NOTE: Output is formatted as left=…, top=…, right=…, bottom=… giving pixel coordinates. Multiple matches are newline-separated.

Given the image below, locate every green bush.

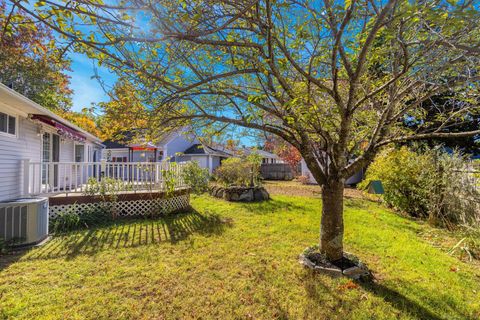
left=84, top=177, right=128, bottom=197
left=50, top=206, right=81, bottom=233
left=214, top=153, right=262, bottom=187
left=50, top=205, right=113, bottom=233
left=360, top=147, right=480, bottom=228
left=162, top=163, right=178, bottom=196
left=359, top=147, right=434, bottom=216
left=181, top=161, right=210, bottom=194
left=84, top=177, right=129, bottom=219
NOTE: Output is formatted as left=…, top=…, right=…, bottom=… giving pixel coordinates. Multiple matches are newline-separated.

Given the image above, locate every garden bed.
left=299, top=247, right=370, bottom=280
left=209, top=185, right=270, bottom=202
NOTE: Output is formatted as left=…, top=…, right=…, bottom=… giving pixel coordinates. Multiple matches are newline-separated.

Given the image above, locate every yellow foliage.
left=96, top=80, right=148, bottom=141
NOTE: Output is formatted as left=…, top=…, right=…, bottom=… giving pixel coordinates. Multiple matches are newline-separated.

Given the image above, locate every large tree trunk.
left=320, top=179, right=345, bottom=261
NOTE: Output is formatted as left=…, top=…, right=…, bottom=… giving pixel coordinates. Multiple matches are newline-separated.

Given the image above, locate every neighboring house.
left=175, top=144, right=283, bottom=173
left=104, top=130, right=234, bottom=173
left=0, top=83, right=104, bottom=202
left=176, top=144, right=233, bottom=173
left=300, top=159, right=364, bottom=186
left=103, top=128, right=197, bottom=163
left=103, top=129, right=285, bottom=173
left=239, top=147, right=284, bottom=164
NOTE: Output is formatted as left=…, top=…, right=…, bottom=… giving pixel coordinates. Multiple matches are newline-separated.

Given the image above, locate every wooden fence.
left=260, top=163, right=297, bottom=180
left=457, top=161, right=480, bottom=192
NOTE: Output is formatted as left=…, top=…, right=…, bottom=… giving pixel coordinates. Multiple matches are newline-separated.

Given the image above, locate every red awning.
left=130, top=146, right=157, bottom=151
left=31, top=114, right=86, bottom=142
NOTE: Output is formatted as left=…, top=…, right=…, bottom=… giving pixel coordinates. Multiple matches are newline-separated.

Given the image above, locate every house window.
left=0, top=112, right=16, bottom=136
left=75, top=144, right=85, bottom=162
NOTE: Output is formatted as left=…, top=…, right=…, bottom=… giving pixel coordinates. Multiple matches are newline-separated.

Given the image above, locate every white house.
left=238, top=147, right=284, bottom=164
left=176, top=143, right=233, bottom=173
left=173, top=144, right=283, bottom=173
left=300, top=159, right=365, bottom=186
left=103, top=127, right=288, bottom=174
left=104, top=130, right=232, bottom=173
left=103, top=129, right=196, bottom=163
left=0, top=83, right=104, bottom=201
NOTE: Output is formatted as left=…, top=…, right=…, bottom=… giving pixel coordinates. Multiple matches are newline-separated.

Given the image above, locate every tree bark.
left=320, top=179, right=345, bottom=261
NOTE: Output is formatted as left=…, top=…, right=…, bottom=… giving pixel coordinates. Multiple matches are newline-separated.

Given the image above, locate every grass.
left=1, top=187, right=480, bottom=319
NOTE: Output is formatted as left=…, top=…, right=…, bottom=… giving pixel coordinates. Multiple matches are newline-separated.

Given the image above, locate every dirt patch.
left=263, top=180, right=365, bottom=199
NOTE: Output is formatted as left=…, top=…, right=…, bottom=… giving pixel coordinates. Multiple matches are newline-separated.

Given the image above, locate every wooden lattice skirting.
left=48, top=189, right=191, bottom=219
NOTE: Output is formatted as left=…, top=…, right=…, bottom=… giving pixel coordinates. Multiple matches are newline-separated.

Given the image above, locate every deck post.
left=22, top=159, right=30, bottom=196
left=101, top=159, right=106, bottom=180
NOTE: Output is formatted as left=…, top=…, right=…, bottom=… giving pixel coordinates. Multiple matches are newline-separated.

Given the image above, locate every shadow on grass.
left=359, top=281, right=443, bottom=320
left=239, top=198, right=309, bottom=214
left=360, top=279, right=475, bottom=320
left=0, top=252, right=23, bottom=272
left=21, top=210, right=232, bottom=261
left=302, top=269, right=472, bottom=320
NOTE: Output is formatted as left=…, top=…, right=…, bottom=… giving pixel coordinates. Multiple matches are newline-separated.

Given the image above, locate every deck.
left=22, top=160, right=188, bottom=197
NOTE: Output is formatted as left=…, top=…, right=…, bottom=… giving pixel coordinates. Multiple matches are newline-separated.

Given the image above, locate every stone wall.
left=209, top=186, right=270, bottom=202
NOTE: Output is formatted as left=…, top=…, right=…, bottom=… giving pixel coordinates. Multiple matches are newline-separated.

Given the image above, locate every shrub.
left=84, top=177, right=127, bottom=219
left=161, top=163, right=180, bottom=196
left=84, top=177, right=127, bottom=197
left=359, top=147, right=434, bottom=217
left=181, top=161, right=210, bottom=194
left=50, top=205, right=113, bottom=233
left=50, top=206, right=81, bottom=233
left=360, top=147, right=480, bottom=228
left=214, top=154, right=262, bottom=187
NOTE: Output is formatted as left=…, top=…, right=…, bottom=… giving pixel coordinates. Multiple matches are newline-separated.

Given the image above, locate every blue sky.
left=66, top=52, right=258, bottom=146
left=66, top=52, right=117, bottom=112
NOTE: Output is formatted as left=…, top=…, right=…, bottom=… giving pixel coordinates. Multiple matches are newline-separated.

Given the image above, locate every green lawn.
left=1, top=192, right=479, bottom=319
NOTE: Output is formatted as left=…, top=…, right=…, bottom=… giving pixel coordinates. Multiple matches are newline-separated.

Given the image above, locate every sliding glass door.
left=42, top=132, right=59, bottom=188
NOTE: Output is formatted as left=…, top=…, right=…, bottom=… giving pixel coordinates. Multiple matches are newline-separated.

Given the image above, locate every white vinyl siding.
left=191, top=156, right=208, bottom=169
left=164, top=134, right=196, bottom=160
left=0, top=117, right=41, bottom=201
left=106, top=149, right=129, bottom=162
left=0, top=112, right=101, bottom=201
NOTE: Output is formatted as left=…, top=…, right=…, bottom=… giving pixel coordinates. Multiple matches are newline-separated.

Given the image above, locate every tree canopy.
left=0, top=0, right=73, bottom=112
left=16, top=0, right=480, bottom=260
left=96, top=79, right=149, bottom=141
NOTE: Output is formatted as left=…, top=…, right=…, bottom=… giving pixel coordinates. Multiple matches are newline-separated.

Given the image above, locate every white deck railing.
left=22, top=160, right=189, bottom=196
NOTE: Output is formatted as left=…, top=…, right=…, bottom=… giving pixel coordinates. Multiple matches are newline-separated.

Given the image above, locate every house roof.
left=103, top=139, right=128, bottom=149
left=183, top=144, right=233, bottom=157
left=0, top=82, right=103, bottom=145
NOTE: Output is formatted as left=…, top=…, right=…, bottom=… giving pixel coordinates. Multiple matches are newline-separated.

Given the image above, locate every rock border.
left=299, top=250, right=370, bottom=280
left=209, top=185, right=270, bottom=202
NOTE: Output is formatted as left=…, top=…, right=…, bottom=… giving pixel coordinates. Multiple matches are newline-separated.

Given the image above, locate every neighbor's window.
left=0, top=112, right=16, bottom=136
left=75, top=144, right=85, bottom=162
